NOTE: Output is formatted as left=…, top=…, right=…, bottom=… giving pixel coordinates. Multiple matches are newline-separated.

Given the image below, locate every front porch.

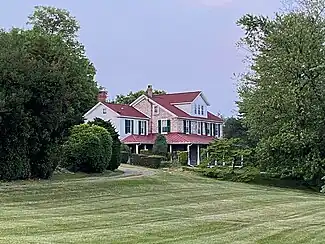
left=129, top=143, right=207, bottom=166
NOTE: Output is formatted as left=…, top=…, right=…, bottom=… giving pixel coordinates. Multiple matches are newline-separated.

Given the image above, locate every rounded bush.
left=62, top=124, right=112, bottom=173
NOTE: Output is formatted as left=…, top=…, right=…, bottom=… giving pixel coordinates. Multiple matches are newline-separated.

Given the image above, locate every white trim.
left=83, top=102, right=120, bottom=118
left=196, top=92, right=210, bottom=106
left=178, top=117, right=222, bottom=123
left=170, top=102, right=191, bottom=105
left=130, top=94, right=147, bottom=107
left=117, top=115, right=149, bottom=120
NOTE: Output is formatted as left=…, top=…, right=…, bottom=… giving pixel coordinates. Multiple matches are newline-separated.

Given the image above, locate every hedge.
left=177, top=151, right=188, bottom=166
left=130, top=154, right=164, bottom=169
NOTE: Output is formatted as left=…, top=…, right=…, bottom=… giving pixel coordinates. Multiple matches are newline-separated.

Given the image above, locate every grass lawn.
left=1, top=167, right=325, bottom=244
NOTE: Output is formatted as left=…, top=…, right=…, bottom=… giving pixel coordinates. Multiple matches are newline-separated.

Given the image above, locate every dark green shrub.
left=88, top=118, right=121, bottom=171
left=197, top=166, right=260, bottom=183
left=120, top=151, right=130, bottom=164
left=177, top=151, right=188, bottom=166
left=130, top=154, right=163, bottom=168
left=62, top=124, right=112, bottom=173
left=153, top=134, right=168, bottom=156
left=160, top=161, right=172, bottom=168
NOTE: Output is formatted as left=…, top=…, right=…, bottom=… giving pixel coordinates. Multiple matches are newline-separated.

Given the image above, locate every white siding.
left=84, top=103, right=120, bottom=133
left=174, top=104, right=191, bottom=114
left=190, top=95, right=208, bottom=118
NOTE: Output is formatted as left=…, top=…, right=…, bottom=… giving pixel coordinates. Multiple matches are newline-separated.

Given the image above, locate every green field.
left=1, top=165, right=325, bottom=244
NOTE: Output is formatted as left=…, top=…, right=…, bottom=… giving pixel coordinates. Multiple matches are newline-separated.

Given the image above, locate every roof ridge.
left=154, top=90, right=201, bottom=96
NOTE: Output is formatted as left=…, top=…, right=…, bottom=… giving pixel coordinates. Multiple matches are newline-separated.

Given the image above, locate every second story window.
left=198, top=105, right=201, bottom=115
left=158, top=119, right=170, bottom=134
left=138, top=121, right=146, bottom=135
left=206, top=122, right=211, bottom=136
left=125, top=119, right=134, bottom=134
left=201, top=105, right=204, bottom=115
left=103, top=108, right=107, bottom=114
left=183, top=120, right=191, bottom=134
left=153, top=105, right=159, bottom=115
left=197, top=122, right=202, bottom=135
left=194, top=104, right=197, bottom=114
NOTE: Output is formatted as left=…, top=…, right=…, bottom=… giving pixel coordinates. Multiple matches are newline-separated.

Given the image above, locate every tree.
left=0, top=7, right=98, bottom=180
left=88, top=118, right=121, bottom=171
left=237, top=0, right=325, bottom=184
left=223, top=117, right=247, bottom=139
left=153, top=134, right=168, bottom=156
left=114, top=90, right=166, bottom=104
left=62, top=124, right=112, bottom=173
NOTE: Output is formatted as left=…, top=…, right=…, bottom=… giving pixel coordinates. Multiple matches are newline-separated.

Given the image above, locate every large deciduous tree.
left=0, top=6, right=98, bottom=180
left=114, top=90, right=166, bottom=104
left=237, top=0, right=325, bottom=184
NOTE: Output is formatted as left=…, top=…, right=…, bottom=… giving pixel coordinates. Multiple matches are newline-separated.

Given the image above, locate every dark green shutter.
left=217, top=124, right=221, bottom=137
left=183, top=120, right=186, bottom=134
left=167, top=120, right=171, bottom=132
left=205, top=123, right=208, bottom=135
left=158, top=120, right=162, bottom=134
left=189, top=121, right=192, bottom=134
left=125, top=120, right=128, bottom=134
left=201, top=122, right=203, bottom=135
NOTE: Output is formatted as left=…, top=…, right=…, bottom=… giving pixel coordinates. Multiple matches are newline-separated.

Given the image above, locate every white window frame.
left=206, top=122, right=211, bottom=136
left=185, top=120, right=190, bottom=134
left=197, top=121, right=201, bottom=135
left=139, top=121, right=146, bottom=135
left=161, top=119, right=169, bottom=134
left=153, top=105, right=159, bottom=115
left=103, top=108, right=107, bottom=114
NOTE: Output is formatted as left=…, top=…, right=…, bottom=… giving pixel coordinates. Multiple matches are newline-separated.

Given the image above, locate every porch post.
left=187, top=144, right=191, bottom=165
left=144, top=145, right=147, bottom=150
left=136, top=144, right=139, bottom=154
left=169, top=144, right=172, bottom=153
left=197, top=145, right=200, bottom=165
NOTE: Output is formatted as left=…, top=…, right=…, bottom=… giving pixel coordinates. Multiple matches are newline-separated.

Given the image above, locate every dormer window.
left=103, top=108, right=107, bottom=114
left=194, top=104, right=197, bottom=114
left=198, top=105, right=201, bottom=115
left=153, top=105, right=159, bottom=115
left=201, top=105, right=204, bottom=115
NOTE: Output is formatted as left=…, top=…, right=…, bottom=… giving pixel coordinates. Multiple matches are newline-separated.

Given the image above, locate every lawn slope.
left=0, top=167, right=325, bottom=244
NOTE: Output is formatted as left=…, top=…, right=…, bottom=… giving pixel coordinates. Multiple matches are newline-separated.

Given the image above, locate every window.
left=158, top=119, right=170, bottom=134
left=125, top=120, right=134, bottom=134
left=216, top=124, right=221, bottom=137
left=201, top=105, right=204, bottom=115
left=194, top=104, right=197, bottom=114
left=138, top=121, right=146, bottom=135
left=153, top=105, right=159, bottom=115
left=102, top=108, right=107, bottom=114
left=205, top=122, right=210, bottom=136
left=197, top=122, right=202, bottom=135
left=183, top=120, right=191, bottom=134
left=198, top=105, right=201, bottom=115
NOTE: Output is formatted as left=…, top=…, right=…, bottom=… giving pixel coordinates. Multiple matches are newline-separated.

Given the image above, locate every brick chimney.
left=146, top=84, right=153, bottom=98
left=97, top=87, right=108, bottom=102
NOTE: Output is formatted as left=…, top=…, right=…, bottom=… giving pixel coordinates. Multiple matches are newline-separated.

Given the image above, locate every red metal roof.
left=122, top=133, right=215, bottom=145
left=151, top=94, right=223, bottom=122
left=153, top=91, right=201, bottom=103
left=104, top=103, right=148, bottom=119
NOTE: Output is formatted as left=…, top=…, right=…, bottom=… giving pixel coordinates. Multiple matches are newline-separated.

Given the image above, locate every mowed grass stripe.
left=1, top=170, right=325, bottom=243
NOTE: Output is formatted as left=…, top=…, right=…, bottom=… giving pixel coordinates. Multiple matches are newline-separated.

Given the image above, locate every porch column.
left=187, top=144, right=191, bottom=165
left=197, top=145, right=200, bottom=165
left=144, top=145, right=147, bottom=150
left=169, top=145, right=173, bottom=162
left=136, top=144, right=139, bottom=154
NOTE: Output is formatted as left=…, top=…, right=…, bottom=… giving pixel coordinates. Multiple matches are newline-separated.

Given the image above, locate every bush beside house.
left=62, top=124, right=112, bottom=173
left=88, top=118, right=121, bottom=171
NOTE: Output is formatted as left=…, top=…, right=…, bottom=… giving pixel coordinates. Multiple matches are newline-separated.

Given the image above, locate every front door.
left=190, top=145, right=198, bottom=166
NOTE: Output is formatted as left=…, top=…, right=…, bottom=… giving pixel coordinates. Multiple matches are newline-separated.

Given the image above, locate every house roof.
left=151, top=94, right=223, bottom=122
left=122, top=133, right=215, bottom=145
left=104, top=103, right=148, bottom=119
left=153, top=91, right=201, bottom=103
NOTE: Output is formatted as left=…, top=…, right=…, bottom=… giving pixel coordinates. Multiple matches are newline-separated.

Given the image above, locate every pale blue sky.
left=1, top=0, right=281, bottom=116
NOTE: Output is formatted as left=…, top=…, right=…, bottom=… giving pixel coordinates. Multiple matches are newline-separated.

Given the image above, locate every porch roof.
left=121, top=133, right=215, bottom=145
